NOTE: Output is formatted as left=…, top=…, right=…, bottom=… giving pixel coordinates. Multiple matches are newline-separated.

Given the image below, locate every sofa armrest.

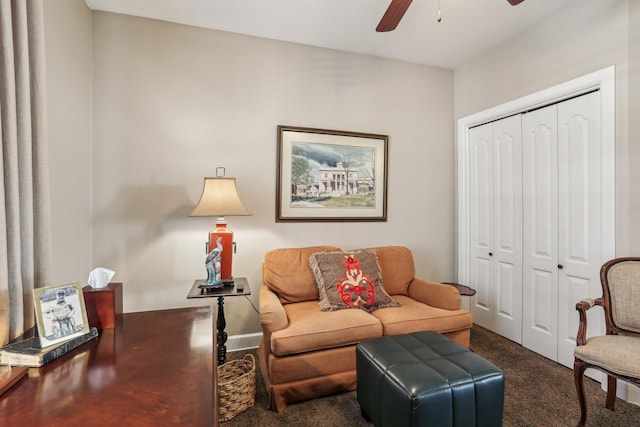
left=407, top=278, right=461, bottom=311
left=259, top=285, right=289, bottom=333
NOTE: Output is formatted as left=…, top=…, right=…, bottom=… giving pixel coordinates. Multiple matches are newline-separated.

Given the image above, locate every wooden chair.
left=574, top=257, right=640, bottom=426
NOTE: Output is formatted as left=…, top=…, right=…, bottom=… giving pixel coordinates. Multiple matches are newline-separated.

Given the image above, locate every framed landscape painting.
left=277, top=125, right=388, bottom=222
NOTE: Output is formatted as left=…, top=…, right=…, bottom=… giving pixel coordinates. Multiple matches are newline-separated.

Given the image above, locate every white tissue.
left=88, top=267, right=116, bottom=289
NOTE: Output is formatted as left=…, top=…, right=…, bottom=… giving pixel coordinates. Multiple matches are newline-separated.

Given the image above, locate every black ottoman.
left=356, top=331, right=504, bottom=427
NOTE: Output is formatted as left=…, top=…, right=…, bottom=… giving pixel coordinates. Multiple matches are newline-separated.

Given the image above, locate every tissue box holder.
left=82, top=282, right=123, bottom=330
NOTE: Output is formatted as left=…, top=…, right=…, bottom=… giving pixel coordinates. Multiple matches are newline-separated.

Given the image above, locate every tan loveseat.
left=258, top=245, right=473, bottom=412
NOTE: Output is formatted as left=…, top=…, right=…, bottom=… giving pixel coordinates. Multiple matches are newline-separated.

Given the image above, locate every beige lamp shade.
left=189, top=177, right=251, bottom=217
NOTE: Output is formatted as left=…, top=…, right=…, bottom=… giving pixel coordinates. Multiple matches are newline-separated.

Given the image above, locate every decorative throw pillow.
left=309, top=249, right=401, bottom=312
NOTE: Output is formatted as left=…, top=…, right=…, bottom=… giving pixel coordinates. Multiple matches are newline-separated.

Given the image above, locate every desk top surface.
left=0, top=306, right=215, bottom=427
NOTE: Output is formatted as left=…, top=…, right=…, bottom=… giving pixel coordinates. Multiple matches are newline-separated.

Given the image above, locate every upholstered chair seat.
left=574, top=335, right=640, bottom=378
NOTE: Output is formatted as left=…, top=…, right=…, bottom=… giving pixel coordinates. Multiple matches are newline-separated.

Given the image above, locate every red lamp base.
left=207, top=219, right=234, bottom=283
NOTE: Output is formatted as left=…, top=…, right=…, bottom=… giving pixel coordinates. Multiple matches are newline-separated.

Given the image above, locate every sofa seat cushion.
left=270, top=301, right=383, bottom=357
left=370, top=295, right=473, bottom=336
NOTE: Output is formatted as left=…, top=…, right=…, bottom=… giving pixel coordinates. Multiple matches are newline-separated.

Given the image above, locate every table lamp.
left=190, top=168, right=251, bottom=287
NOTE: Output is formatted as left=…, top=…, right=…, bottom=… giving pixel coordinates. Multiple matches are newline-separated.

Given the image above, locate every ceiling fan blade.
left=376, top=0, right=413, bottom=32
left=506, top=0, right=525, bottom=5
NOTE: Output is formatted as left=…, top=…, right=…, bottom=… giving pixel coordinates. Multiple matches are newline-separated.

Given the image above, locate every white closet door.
left=491, top=115, right=523, bottom=343
left=522, top=91, right=603, bottom=367
left=556, top=91, right=603, bottom=368
left=459, top=71, right=615, bottom=374
left=469, top=123, right=494, bottom=328
left=469, top=116, right=522, bottom=343
left=522, top=105, right=559, bottom=361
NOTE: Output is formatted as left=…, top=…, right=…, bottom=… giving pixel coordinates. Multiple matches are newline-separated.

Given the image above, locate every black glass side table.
left=187, top=277, right=251, bottom=365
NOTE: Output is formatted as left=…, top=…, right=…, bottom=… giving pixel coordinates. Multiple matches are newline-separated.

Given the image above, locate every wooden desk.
left=0, top=307, right=217, bottom=426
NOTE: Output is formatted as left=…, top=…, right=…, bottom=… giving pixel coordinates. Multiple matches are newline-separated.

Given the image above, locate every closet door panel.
left=527, top=268, right=557, bottom=360
left=473, top=258, right=493, bottom=311
left=469, top=123, right=494, bottom=327
left=522, top=105, right=558, bottom=358
left=492, top=115, right=523, bottom=342
left=469, top=117, right=522, bottom=342
left=556, top=91, right=603, bottom=368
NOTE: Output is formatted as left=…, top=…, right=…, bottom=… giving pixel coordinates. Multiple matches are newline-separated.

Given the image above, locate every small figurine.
left=203, top=237, right=223, bottom=288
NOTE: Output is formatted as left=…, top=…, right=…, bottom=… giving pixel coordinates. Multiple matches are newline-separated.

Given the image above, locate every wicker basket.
left=217, top=353, right=256, bottom=422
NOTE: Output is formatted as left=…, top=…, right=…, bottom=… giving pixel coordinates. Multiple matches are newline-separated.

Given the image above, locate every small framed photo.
left=33, top=282, right=90, bottom=348
left=277, top=125, right=389, bottom=222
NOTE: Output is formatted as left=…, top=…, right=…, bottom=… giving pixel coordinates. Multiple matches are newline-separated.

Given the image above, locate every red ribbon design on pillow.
left=335, top=255, right=377, bottom=308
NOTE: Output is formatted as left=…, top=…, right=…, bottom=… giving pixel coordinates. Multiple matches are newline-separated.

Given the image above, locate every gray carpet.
left=222, top=325, right=640, bottom=426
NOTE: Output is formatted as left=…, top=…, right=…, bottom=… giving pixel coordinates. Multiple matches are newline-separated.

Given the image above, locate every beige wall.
left=629, top=0, right=640, bottom=249
left=43, top=0, right=93, bottom=284
left=88, top=12, right=454, bottom=334
left=454, top=0, right=637, bottom=256
left=43, top=0, right=637, bottom=339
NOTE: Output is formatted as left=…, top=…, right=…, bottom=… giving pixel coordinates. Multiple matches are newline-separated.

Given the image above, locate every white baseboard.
left=596, top=369, right=640, bottom=407
left=227, top=332, right=262, bottom=352
left=626, top=383, right=640, bottom=406
left=605, top=380, right=640, bottom=407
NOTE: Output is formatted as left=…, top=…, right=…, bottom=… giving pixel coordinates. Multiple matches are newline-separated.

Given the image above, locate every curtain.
left=0, top=0, right=51, bottom=346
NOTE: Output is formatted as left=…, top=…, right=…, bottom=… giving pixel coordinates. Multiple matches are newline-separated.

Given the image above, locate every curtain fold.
left=0, top=0, right=51, bottom=346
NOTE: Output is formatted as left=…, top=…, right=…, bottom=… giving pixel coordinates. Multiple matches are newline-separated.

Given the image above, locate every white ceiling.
left=84, top=0, right=582, bottom=69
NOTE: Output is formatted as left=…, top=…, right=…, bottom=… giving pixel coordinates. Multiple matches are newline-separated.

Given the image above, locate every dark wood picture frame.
left=277, top=125, right=388, bottom=222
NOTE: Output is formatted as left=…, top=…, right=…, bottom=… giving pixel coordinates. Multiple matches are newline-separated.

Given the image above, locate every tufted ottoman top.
left=356, top=331, right=504, bottom=426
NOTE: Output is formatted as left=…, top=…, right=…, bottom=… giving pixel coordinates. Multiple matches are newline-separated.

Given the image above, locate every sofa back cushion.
left=263, top=246, right=341, bottom=304
left=366, top=246, right=416, bottom=295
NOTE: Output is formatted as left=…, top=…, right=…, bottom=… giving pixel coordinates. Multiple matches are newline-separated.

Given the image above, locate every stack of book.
left=0, top=327, right=99, bottom=368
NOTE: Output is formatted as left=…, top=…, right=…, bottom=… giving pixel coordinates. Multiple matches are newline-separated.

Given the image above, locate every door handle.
left=558, top=264, right=564, bottom=269
left=488, top=252, right=493, bottom=256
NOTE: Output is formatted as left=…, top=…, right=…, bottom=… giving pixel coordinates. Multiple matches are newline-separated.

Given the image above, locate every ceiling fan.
left=376, top=0, right=525, bottom=32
